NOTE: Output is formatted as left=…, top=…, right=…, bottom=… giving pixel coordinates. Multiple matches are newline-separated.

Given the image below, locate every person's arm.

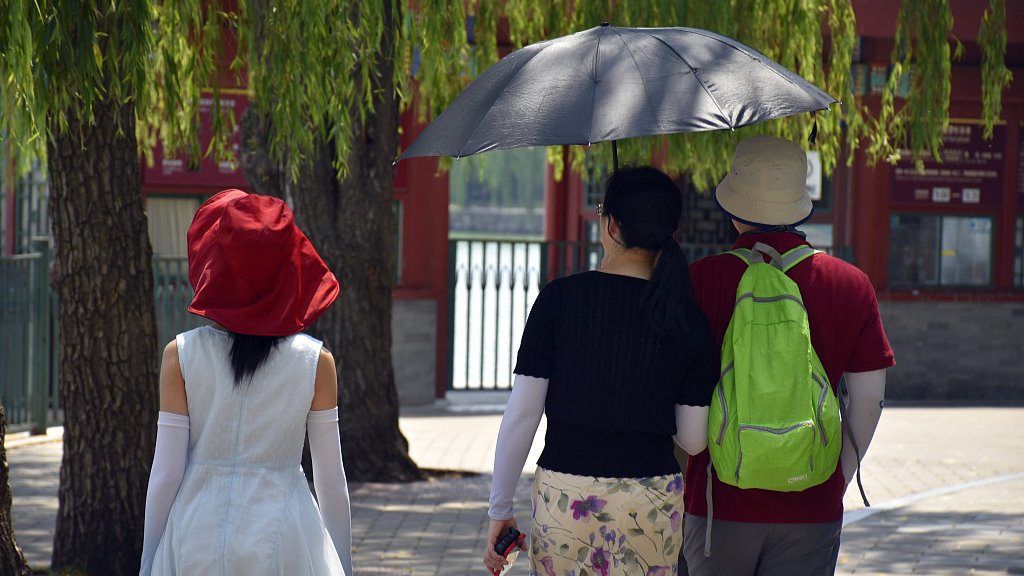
left=140, top=341, right=190, bottom=576
left=308, top=350, right=353, bottom=576
left=483, top=374, right=546, bottom=574
left=840, top=369, right=887, bottom=485
left=673, top=404, right=709, bottom=455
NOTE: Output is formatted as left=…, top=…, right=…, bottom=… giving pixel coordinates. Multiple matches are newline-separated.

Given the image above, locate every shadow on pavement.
left=838, top=509, right=1024, bottom=575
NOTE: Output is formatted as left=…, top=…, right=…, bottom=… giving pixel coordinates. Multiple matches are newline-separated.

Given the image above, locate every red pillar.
left=993, top=109, right=1022, bottom=291
left=544, top=147, right=569, bottom=242
left=850, top=148, right=892, bottom=290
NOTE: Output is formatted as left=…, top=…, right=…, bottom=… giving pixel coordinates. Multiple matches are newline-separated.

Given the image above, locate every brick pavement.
left=836, top=476, right=1024, bottom=575
left=7, top=401, right=1024, bottom=575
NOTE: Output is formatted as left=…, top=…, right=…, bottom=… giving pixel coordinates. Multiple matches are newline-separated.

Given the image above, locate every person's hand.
left=483, top=517, right=524, bottom=574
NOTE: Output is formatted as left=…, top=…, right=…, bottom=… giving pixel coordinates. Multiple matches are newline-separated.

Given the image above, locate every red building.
left=137, top=1, right=1024, bottom=403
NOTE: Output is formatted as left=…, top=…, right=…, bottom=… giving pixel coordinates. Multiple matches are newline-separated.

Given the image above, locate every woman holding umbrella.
left=484, top=166, right=719, bottom=576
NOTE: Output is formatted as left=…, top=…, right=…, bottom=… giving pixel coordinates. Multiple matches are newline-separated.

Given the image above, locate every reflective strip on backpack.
left=752, top=294, right=805, bottom=306
left=714, top=368, right=731, bottom=446
left=814, top=373, right=830, bottom=445
left=781, top=246, right=821, bottom=270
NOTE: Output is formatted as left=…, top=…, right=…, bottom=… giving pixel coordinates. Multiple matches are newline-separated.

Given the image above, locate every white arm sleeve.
left=840, top=369, right=887, bottom=484
left=673, top=404, right=709, bottom=455
left=488, top=374, right=547, bottom=520
left=140, top=411, right=189, bottom=576
left=308, top=407, right=353, bottom=576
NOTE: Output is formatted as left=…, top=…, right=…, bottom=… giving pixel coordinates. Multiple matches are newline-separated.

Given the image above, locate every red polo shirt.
left=684, top=231, right=895, bottom=523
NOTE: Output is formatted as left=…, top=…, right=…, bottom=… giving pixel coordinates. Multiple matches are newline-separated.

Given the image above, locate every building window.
left=888, top=214, right=994, bottom=288
left=146, top=195, right=203, bottom=258
left=1015, top=215, right=1023, bottom=288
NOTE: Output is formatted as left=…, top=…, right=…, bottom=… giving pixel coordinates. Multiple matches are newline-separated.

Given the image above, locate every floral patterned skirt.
left=529, top=467, right=683, bottom=576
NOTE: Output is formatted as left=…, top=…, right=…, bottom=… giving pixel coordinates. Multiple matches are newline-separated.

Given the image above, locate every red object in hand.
left=492, top=527, right=526, bottom=576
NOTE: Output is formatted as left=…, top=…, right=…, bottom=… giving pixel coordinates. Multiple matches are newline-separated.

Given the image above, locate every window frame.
left=887, top=212, right=996, bottom=289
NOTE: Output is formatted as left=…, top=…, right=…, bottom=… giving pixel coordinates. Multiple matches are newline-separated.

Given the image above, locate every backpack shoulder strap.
left=724, top=248, right=751, bottom=263
left=780, top=246, right=823, bottom=272
left=725, top=244, right=824, bottom=273
left=726, top=244, right=780, bottom=268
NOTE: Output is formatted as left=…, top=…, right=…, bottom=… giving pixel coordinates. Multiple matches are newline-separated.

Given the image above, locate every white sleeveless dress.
left=150, top=326, right=346, bottom=576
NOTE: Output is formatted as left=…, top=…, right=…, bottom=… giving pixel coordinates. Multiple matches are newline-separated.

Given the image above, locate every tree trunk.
left=47, top=93, right=159, bottom=575
left=0, top=400, right=33, bottom=576
left=241, top=0, right=421, bottom=482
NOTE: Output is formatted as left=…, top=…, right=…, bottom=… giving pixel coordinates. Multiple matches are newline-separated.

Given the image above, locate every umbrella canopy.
left=397, top=23, right=838, bottom=163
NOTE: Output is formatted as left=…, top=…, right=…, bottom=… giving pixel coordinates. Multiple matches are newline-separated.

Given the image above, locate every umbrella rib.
left=456, top=45, right=551, bottom=157
left=643, top=31, right=736, bottom=131
left=664, top=28, right=837, bottom=108
left=588, top=27, right=608, bottom=147
left=609, top=27, right=666, bottom=136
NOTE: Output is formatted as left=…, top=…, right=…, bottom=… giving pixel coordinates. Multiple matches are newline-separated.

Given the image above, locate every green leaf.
left=557, top=492, right=569, bottom=514
left=594, top=512, right=615, bottom=523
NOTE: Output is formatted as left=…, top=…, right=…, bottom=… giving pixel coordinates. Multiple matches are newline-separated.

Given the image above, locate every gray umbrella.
left=396, top=23, right=838, bottom=167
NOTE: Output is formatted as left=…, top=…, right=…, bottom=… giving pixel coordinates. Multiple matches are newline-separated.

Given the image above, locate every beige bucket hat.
left=715, top=135, right=812, bottom=227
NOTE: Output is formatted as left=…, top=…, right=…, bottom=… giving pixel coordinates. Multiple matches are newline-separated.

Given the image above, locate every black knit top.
left=514, top=271, right=719, bottom=478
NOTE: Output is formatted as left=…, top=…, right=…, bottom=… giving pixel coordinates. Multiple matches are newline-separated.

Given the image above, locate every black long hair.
left=601, top=165, right=699, bottom=335
left=228, top=332, right=284, bottom=387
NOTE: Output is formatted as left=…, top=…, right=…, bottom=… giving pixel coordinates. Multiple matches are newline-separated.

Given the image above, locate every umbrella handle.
left=612, top=140, right=618, bottom=171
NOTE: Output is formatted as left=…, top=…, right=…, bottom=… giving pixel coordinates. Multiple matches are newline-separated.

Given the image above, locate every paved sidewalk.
left=7, top=400, right=1024, bottom=575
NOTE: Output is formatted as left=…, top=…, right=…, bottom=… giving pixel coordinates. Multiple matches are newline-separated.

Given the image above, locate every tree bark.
left=290, top=0, right=420, bottom=482
left=239, top=103, right=285, bottom=198
left=241, top=0, right=421, bottom=482
left=0, top=400, right=33, bottom=576
left=47, top=93, right=159, bottom=574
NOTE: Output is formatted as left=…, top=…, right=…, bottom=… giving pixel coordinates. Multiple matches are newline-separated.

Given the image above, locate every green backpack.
left=707, top=242, right=841, bottom=492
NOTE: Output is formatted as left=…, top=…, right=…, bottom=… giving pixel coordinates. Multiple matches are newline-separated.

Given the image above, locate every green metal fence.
left=1, top=241, right=58, bottom=433
left=0, top=254, right=206, bottom=434
left=154, top=257, right=207, bottom=347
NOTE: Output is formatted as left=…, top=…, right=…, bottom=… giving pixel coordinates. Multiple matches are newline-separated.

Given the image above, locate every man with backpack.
left=681, top=135, right=894, bottom=575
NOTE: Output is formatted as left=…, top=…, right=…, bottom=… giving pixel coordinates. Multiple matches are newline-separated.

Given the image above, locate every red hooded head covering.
left=187, top=190, right=339, bottom=336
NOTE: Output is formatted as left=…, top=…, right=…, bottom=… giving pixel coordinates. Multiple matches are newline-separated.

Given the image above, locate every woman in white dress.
left=140, top=190, right=352, bottom=576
